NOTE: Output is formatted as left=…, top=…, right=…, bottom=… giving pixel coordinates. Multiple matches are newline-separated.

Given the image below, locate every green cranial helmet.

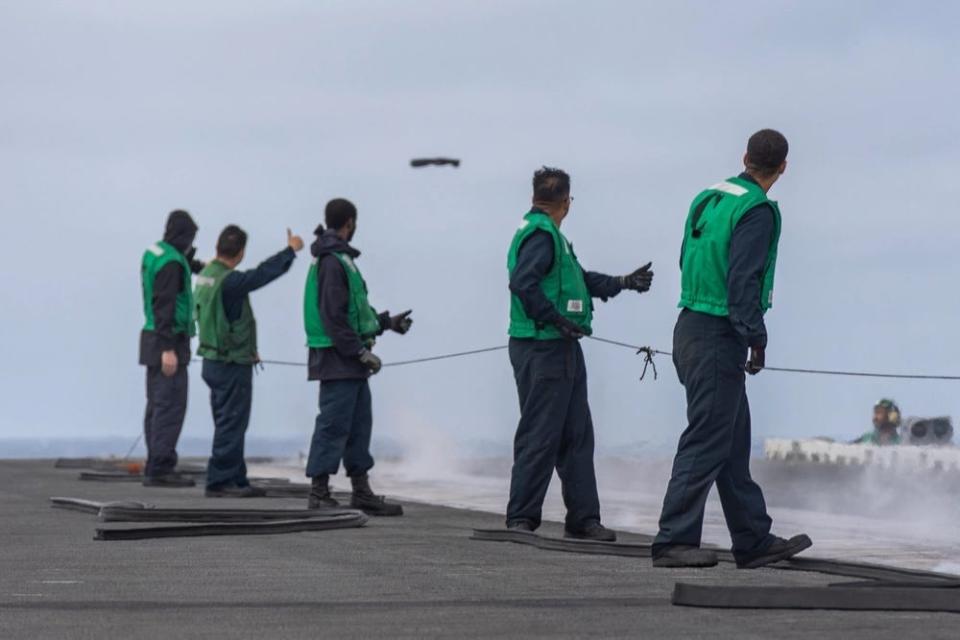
left=874, top=398, right=902, bottom=428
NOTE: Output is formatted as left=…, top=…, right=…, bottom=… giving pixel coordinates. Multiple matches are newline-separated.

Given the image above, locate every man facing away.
left=652, top=129, right=812, bottom=568
left=505, top=166, right=654, bottom=541
left=303, top=198, right=413, bottom=515
left=139, top=209, right=204, bottom=488
left=194, top=225, right=304, bottom=497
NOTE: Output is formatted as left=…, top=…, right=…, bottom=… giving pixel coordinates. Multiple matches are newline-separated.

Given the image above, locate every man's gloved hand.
left=618, top=262, right=654, bottom=292
left=358, top=348, right=383, bottom=374
left=554, top=317, right=585, bottom=340
left=184, top=246, right=205, bottom=273
left=389, top=310, right=413, bottom=334
left=746, top=345, right=765, bottom=375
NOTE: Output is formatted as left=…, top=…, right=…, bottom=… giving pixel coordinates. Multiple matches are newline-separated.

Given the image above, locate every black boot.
left=564, top=522, right=617, bottom=542
left=735, top=534, right=813, bottom=569
left=307, top=474, right=340, bottom=509
left=350, top=474, right=403, bottom=516
left=652, top=545, right=719, bottom=568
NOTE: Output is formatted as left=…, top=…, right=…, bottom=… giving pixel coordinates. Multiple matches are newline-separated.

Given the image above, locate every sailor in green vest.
left=505, top=167, right=654, bottom=541
left=195, top=224, right=303, bottom=497
left=139, top=210, right=204, bottom=487
left=303, top=198, right=413, bottom=516
left=853, top=399, right=903, bottom=445
left=652, top=129, right=811, bottom=569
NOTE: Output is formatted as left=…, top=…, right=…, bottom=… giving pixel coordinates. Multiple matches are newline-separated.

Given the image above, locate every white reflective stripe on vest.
left=148, top=244, right=164, bottom=256
left=708, top=181, right=749, bottom=196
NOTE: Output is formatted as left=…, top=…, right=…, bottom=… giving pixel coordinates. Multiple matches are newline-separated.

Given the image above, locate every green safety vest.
left=859, top=430, right=902, bottom=446
left=507, top=211, right=592, bottom=340
left=679, top=176, right=782, bottom=317
left=141, top=240, right=196, bottom=337
left=194, top=260, right=258, bottom=364
left=304, top=253, right=381, bottom=349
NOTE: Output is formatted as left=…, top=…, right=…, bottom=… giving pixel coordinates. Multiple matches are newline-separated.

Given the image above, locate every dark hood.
left=163, top=210, right=198, bottom=254
left=310, top=225, right=360, bottom=259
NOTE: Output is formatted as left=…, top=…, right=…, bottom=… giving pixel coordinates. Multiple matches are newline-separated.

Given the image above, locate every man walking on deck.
left=195, top=225, right=304, bottom=497
left=139, top=210, right=204, bottom=487
left=303, top=198, right=413, bottom=516
left=505, top=166, right=654, bottom=541
left=652, top=129, right=812, bottom=568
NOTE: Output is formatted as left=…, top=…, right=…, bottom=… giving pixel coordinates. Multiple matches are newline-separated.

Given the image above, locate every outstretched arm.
left=222, top=247, right=297, bottom=297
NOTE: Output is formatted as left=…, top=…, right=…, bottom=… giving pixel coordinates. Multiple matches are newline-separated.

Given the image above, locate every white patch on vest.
left=148, top=244, right=164, bottom=256
left=341, top=256, right=359, bottom=272
left=567, top=299, right=584, bottom=313
left=195, top=275, right=216, bottom=287
left=709, top=181, right=748, bottom=197
left=518, top=220, right=530, bottom=230
left=768, top=289, right=774, bottom=306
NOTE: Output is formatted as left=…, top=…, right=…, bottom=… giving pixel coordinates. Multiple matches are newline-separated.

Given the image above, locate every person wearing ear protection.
left=855, top=399, right=903, bottom=445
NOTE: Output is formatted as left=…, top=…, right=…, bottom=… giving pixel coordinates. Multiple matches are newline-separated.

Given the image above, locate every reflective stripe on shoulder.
left=709, top=181, right=748, bottom=196
left=518, top=219, right=530, bottom=230
left=195, top=275, right=216, bottom=287
left=148, top=244, right=164, bottom=256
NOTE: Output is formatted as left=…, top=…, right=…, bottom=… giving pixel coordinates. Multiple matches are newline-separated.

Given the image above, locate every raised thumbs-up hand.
left=287, top=228, right=304, bottom=252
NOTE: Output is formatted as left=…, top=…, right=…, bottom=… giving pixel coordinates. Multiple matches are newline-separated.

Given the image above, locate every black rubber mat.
left=471, top=528, right=650, bottom=557
left=777, top=556, right=959, bottom=584
left=672, top=583, right=960, bottom=613
left=50, top=497, right=147, bottom=514
left=99, top=505, right=361, bottom=523
left=78, top=471, right=143, bottom=482
left=471, top=528, right=958, bottom=585
left=95, top=513, right=368, bottom=540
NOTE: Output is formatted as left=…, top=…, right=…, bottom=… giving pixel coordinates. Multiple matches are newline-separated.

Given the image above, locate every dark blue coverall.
left=506, top=229, right=622, bottom=531
left=652, top=172, right=777, bottom=559
left=203, top=247, right=296, bottom=490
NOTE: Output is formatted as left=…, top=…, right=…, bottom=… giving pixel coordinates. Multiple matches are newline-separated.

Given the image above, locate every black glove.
left=619, top=262, right=654, bottom=292
left=746, top=345, right=765, bottom=375
left=389, top=310, right=413, bottom=335
left=185, top=246, right=205, bottom=273
left=358, top=348, right=382, bottom=374
left=554, top=316, right=585, bottom=340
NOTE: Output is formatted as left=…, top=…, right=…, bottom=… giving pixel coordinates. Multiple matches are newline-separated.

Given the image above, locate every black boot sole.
left=736, top=535, right=813, bottom=569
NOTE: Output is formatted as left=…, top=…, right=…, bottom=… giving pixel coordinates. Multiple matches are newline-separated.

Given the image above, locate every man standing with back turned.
left=652, top=129, right=812, bottom=568
left=194, top=225, right=304, bottom=497
left=506, top=167, right=654, bottom=541
left=139, top=210, right=204, bottom=488
left=303, top=198, right=413, bottom=516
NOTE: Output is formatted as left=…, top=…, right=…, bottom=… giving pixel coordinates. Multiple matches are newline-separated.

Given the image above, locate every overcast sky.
left=2, top=1, right=959, bottom=457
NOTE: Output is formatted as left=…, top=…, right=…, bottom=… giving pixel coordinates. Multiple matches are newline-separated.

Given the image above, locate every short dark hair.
left=746, top=129, right=789, bottom=176
left=325, top=198, right=358, bottom=231
left=216, top=224, right=247, bottom=258
left=532, top=166, right=571, bottom=203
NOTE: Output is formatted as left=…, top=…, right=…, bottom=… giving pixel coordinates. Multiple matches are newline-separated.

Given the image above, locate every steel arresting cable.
left=192, top=335, right=960, bottom=381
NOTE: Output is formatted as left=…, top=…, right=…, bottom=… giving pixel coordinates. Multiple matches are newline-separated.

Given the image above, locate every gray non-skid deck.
left=0, top=460, right=956, bottom=639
